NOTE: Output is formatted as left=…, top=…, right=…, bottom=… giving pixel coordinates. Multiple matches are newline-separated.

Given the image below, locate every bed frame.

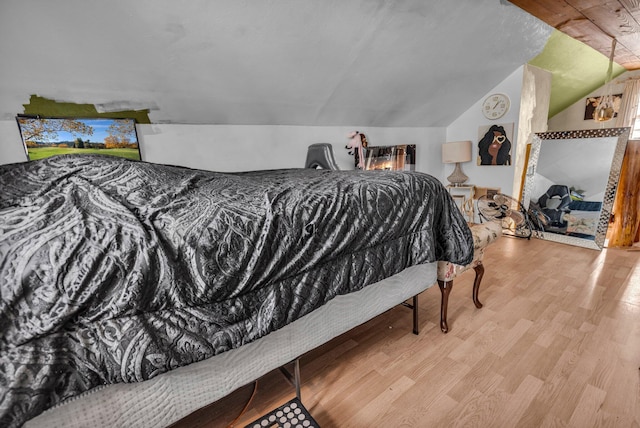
left=25, top=263, right=436, bottom=428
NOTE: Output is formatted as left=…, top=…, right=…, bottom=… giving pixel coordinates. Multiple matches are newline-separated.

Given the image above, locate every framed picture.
left=16, top=116, right=142, bottom=161
left=363, top=144, right=416, bottom=171
left=477, top=123, right=514, bottom=166
left=584, top=93, right=622, bottom=120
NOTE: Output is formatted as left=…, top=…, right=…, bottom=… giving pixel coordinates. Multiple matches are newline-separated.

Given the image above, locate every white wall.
left=2, top=68, right=537, bottom=180
left=548, top=69, right=640, bottom=131
left=445, top=66, right=526, bottom=196
left=139, top=124, right=445, bottom=174
left=0, top=121, right=26, bottom=165
left=0, top=120, right=446, bottom=176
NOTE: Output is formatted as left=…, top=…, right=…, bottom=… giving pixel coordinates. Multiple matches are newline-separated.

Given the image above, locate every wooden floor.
left=171, top=237, right=640, bottom=428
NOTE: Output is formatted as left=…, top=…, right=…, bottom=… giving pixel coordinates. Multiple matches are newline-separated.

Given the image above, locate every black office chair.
left=537, top=184, right=572, bottom=233
left=305, top=143, right=340, bottom=170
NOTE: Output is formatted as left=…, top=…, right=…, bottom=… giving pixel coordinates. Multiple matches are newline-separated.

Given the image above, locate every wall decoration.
left=477, top=123, right=514, bottom=166
left=584, top=93, right=622, bottom=120
left=364, top=144, right=416, bottom=171
left=345, top=131, right=368, bottom=169
left=16, top=116, right=142, bottom=161
left=481, top=93, right=510, bottom=120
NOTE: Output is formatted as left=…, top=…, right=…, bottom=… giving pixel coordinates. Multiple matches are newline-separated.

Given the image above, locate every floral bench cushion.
left=437, top=221, right=501, bottom=282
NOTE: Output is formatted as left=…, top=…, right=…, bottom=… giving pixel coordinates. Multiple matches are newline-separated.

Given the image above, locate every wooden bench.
left=437, top=221, right=502, bottom=333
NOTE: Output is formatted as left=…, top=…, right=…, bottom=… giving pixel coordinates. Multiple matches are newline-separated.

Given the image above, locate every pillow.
left=545, top=196, right=562, bottom=210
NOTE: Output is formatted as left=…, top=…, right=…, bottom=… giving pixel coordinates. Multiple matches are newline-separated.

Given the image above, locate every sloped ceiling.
left=0, top=0, right=552, bottom=127
left=510, top=0, right=640, bottom=70
left=507, top=0, right=637, bottom=120
left=529, top=30, right=627, bottom=118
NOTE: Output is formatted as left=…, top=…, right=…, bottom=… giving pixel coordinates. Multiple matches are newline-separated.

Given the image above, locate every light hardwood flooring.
left=171, top=236, right=640, bottom=428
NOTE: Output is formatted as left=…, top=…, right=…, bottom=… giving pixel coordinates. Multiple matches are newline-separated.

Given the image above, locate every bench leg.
left=437, top=279, right=452, bottom=333
left=472, top=262, right=484, bottom=309
left=438, top=263, right=486, bottom=334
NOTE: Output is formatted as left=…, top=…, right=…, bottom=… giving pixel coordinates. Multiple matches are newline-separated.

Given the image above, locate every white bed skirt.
left=26, top=262, right=437, bottom=428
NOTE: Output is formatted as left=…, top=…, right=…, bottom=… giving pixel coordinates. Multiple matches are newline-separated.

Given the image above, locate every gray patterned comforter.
left=0, top=155, right=473, bottom=427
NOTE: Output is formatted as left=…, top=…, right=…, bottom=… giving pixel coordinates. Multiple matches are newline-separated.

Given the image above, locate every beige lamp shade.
left=442, top=140, right=472, bottom=186
left=442, top=140, right=472, bottom=163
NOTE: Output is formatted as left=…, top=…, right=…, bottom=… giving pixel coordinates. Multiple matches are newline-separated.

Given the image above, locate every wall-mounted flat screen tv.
left=16, top=116, right=142, bottom=161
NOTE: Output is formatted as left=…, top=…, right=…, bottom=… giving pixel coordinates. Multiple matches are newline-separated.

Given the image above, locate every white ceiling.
left=0, top=0, right=552, bottom=127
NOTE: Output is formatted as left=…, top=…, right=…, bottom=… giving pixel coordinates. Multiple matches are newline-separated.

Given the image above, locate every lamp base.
left=447, top=162, right=468, bottom=186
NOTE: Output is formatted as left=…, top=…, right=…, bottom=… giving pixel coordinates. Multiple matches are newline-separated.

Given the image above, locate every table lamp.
left=442, top=140, right=472, bottom=186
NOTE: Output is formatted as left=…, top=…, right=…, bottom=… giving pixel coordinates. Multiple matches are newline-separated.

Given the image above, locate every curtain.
left=615, top=79, right=640, bottom=128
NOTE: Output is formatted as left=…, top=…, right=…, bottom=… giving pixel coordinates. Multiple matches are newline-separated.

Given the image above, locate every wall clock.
left=482, top=93, right=510, bottom=120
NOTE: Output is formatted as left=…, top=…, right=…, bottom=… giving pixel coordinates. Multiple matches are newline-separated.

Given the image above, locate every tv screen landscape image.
left=16, top=116, right=142, bottom=161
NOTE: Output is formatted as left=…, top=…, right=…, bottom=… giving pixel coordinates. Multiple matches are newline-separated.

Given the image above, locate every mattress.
left=24, top=262, right=437, bottom=428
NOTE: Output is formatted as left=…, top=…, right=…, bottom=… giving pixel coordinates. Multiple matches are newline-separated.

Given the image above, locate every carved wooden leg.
left=438, top=279, right=452, bottom=333
left=472, top=262, right=484, bottom=309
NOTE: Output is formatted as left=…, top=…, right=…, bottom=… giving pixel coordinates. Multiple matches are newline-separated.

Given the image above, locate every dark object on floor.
left=537, top=184, right=572, bottom=233
left=244, top=397, right=319, bottom=428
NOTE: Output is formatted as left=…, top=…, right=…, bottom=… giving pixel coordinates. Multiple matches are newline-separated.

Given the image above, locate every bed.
left=0, top=154, right=473, bottom=428
left=565, top=200, right=603, bottom=239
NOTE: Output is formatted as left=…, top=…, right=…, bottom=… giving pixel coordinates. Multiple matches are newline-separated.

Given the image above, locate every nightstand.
left=447, top=184, right=475, bottom=222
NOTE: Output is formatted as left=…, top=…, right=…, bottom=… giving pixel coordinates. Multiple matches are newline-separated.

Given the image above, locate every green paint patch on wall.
left=529, top=30, right=626, bottom=119
left=22, top=95, right=151, bottom=123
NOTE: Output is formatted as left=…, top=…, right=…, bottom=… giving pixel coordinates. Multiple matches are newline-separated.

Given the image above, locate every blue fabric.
left=568, top=200, right=602, bottom=212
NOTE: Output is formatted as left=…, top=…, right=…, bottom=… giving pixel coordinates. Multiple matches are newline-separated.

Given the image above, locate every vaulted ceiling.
left=0, top=0, right=555, bottom=127
left=1, top=1, right=629, bottom=128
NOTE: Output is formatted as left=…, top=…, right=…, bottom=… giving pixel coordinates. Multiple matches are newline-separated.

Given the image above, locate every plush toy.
left=346, top=131, right=369, bottom=169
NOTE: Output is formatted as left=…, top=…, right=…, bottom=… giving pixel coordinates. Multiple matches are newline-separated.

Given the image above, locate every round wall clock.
left=482, top=93, right=510, bottom=120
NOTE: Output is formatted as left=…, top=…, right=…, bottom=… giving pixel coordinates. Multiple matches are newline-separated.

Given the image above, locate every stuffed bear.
left=346, top=131, right=369, bottom=169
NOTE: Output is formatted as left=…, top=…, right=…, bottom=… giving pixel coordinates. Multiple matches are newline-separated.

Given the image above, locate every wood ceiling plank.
left=580, top=2, right=640, bottom=39
left=508, top=0, right=582, bottom=27
left=565, top=0, right=607, bottom=10
left=619, top=0, right=640, bottom=13
left=559, top=18, right=615, bottom=48
left=622, top=8, right=640, bottom=24
left=614, top=44, right=640, bottom=60
left=615, top=33, right=640, bottom=67
left=617, top=59, right=640, bottom=68
left=612, top=53, right=640, bottom=69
